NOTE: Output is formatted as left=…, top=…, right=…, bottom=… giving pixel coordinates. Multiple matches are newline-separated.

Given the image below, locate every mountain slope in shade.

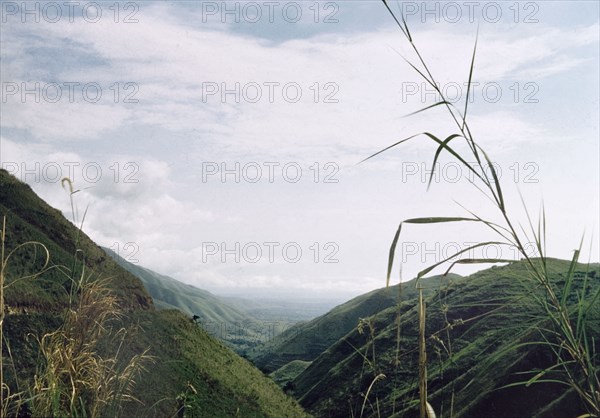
left=289, top=259, right=600, bottom=418
left=0, top=169, right=309, bottom=417
left=249, top=274, right=460, bottom=373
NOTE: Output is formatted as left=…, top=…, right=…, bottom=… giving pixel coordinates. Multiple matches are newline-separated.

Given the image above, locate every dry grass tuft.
left=32, top=276, right=153, bottom=418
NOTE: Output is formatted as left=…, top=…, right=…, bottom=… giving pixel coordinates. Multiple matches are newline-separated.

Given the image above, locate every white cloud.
left=4, top=11, right=596, bottom=152
left=1, top=4, right=598, bottom=298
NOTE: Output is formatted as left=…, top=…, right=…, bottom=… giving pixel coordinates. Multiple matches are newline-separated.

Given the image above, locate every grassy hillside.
left=119, top=309, right=310, bottom=417
left=102, top=246, right=250, bottom=324
left=0, top=170, right=153, bottom=312
left=250, top=274, right=459, bottom=373
left=288, top=260, right=600, bottom=417
left=270, top=360, right=312, bottom=388
left=0, top=169, right=309, bottom=417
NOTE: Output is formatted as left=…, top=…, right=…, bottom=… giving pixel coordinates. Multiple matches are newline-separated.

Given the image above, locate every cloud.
left=3, top=8, right=596, bottom=155
left=0, top=136, right=214, bottom=250
left=1, top=100, right=133, bottom=141
left=2, top=4, right=598, bottom=297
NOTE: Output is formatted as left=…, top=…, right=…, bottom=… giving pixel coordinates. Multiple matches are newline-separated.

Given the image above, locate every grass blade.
left=387, top=223, right=404, bottom=286
left=381, top=0, right=408, bottom=39
left=475, top=144, right=504, bottom=210
left=443, top=258, right=515, bottom=276
left=561, top=248, right=581, bottom=307
left=404, top=217, right=479, bottom=224
left=424, top=133, right=487, bottom=185
left=404, top=101, right=452, bottom=118
left=386, top=217, right=480, bottom=285
left=359, top=134, right=420, bottom=165
left=416, top=241, right=508, bottom=279
left=428, top=134, right=463, bottom=190
left=462, top=28, right=478, bottom=133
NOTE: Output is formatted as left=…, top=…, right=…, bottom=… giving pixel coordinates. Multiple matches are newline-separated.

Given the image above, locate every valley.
left=1, top=167, right=599, bottom=417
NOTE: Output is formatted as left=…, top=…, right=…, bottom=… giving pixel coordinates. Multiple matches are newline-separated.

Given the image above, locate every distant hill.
left=275, top=259, right=600, bottom=417
left=249, top=274, right=460, bottom=373
left=222, top=295, right=336, bottom=322
left=102, top=247, right=249, bottom=323
left=0, top=169, right=309, bottom=417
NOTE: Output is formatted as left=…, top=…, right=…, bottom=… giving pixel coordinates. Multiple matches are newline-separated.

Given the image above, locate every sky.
left=1, top=0, right=599, bottom=302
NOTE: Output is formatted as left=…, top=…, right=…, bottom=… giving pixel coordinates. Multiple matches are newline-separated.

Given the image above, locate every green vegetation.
left=30, top=277, right=153, bottom=417
left=118, top=309, right=311, bottom=417
left=250, top=275, right=458, bottom=373
left=0, top=171, right=153, bottom=312
left=223, top=296, right=334, bottom=323
left=0, top=169, right=309, bottom=417
left=269, top=260, right=599, bottom=417
left=270, top=360, right=312, bottom=388
left=248, top=10, right=600, bottom=414
left=103, top=247, right=270, bottom=353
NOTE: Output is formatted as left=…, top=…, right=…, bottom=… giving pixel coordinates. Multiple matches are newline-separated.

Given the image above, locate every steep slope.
left=119, top=309, right=310, bottom=417
left=290, top=260, right=600, bottom=417
left=102, top=246, right=251, bottom=323
left=0, top=169, right=308, bottom=417
left=250, top=274, right=459, bottom=373
left=270, top=360, right=312, bottom=387
left=0, top=170, right=153, bottom=312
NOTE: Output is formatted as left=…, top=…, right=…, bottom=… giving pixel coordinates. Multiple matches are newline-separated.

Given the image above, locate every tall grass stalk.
left=418, top=287, right=427, bottom=418
left=363, top=1, right=600, bottom=416
left=1, top=216, right=51, bottom=416
left=360, top=373, right=385, bottom=418
left=1, top=216, right=5, bottom=412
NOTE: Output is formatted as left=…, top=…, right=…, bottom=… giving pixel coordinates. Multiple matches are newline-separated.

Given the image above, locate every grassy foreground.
left=286, top=260, right=599, bottom=417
